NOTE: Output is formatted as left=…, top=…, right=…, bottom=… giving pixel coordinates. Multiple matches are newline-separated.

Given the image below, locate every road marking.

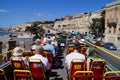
left=86, top=41, right=120, bottom=60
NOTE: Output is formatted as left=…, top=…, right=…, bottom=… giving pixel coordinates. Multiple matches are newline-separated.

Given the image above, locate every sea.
left=0, top=32, right=10, bottom=36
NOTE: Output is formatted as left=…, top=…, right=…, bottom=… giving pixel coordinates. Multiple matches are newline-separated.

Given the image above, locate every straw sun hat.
left=13, top=47, right=23, bottom=56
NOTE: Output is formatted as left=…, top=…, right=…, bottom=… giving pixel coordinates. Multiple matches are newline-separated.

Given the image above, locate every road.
left=49, top=40, right=120, bottom=80
left=87, top=41, right=120, bottom=70
left=50, top=47, right=67, bottom=80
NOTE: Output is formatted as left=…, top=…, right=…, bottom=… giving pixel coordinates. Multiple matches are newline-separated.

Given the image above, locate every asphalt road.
left=50, top=47, right=67, bottom=80
left=87, top=41, right=120, bottom=71
left=50, top=41, right=120, bottom=80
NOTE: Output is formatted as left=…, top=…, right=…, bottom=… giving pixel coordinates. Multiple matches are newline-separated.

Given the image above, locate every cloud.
left=0, top=9, right=8, bottom=12
left=34, top=13, right=42, bottom=17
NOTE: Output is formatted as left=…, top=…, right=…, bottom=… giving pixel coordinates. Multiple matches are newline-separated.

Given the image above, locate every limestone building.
left=11, top=23, right=32, bottom=32
left=105, top=0, right=120, bottom=47
left=54, top=10, right=102, bottom=34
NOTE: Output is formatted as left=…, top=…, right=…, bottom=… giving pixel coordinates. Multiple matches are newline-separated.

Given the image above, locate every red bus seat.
left=31, top=49, right=36, bottom=55
left=73, top=71, right=94, bottom=80
left=90, top=60, right=106, bottom=80
left=80, top=47, right=87, bottom=56
left=11, top=57, right=27, bottom=70
left=23, top=51, right=32, bottom=59
left=14, top=70, right=33, bottom=80
left=0, top=69, right=7, bottom=80
left=28, top=58, right=46, bottom=80
left=43, top=50, right=53, bottom=67
left=80, top=44, right=87, bottom=48
left=69, top=58, right=86, bottom=80
left=67, top=45, right=74, bottom=55
left=103, top=71, right=120, bottom=80
left=43, top=50, right=52, bottom=63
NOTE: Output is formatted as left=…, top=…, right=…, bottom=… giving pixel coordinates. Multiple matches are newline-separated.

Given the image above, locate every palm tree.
left=25, top=22, right=45, bottom=39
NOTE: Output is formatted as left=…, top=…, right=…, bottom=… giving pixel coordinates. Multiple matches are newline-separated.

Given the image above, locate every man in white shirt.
left=29, top=45, right=50, bottom=72
left=65, top=45, right=85, bottom=73
left=65, top=43, right=91, bottom=74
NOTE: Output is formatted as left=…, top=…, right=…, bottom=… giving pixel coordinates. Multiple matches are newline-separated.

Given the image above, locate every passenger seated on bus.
left=29, top=45, right=51, bottom=72
left=12, top=47, right=29, bottom=69
left=41, top=41, right=46, bottom=46
left=65, top=45, right=85, bottom=74
left=73, top=36, right=80, bottom=44
left=65, top=44, right=91, bottom=73
left=66, top=36, right=73, bottom=44
left=86, top=46, right=102, bottom=70
left=51, top=41, right=58, bottom=57
left=31, top=38, right=41, bottom=50
left=43, top=39, right=55, bottom=58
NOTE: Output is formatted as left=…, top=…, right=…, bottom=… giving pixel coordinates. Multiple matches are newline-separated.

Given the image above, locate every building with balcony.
left=105, top=0, right=120, bottom=47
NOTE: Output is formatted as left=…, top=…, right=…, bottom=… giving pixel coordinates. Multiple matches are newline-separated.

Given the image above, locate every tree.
left=88, top=10, right=105, bottom=38
left=25, top=22, right=45, bottom=39
left=100, top=10, right=105, bottom=37
left=89, top=18, right=102, bottom=36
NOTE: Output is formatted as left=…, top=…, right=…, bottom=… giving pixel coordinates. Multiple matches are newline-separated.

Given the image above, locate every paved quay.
left=0, top=34, right=34, bottom=52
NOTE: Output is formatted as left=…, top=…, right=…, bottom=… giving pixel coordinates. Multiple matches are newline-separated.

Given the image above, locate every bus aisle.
left=50, top=47, right=67, bottom=80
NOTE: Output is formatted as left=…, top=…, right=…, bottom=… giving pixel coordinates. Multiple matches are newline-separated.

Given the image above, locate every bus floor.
left=50, top=50, right=67, bottom=80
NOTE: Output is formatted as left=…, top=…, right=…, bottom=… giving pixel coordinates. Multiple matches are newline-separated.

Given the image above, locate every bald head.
left=35, top=45, right=43, bottom=54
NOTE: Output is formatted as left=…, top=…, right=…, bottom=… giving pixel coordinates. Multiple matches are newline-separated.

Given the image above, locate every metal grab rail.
left=0, top=50, right=12, bottom=56
left=0, top=50, right=13, bottom=66
left=103, top=71, right=120, bottom=80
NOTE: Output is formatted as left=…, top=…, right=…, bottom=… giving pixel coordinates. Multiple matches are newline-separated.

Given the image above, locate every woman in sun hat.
left=12, top=47, right=29, bottom=69
left=12, top=47, right=24, bottom=56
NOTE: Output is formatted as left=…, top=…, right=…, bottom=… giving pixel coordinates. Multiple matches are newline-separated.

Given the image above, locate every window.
left=118, top=37, right=120, bottom=41
left=113, top=28, right=116, bottom=33
left=109, top=10, right=112, bottom=19
left=114, top=7, right=117, bottom=19
left=109, top=30, right=111, bottom=33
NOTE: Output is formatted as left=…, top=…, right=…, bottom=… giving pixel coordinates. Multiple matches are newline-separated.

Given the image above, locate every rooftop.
left=106, top=0, right=120, bottom=7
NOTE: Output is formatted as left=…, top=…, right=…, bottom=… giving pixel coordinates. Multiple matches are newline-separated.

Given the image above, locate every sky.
left=0, top=0, right=115, bottom=28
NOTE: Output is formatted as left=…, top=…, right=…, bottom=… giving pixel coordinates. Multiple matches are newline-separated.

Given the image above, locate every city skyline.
left=0, top=0, right=114, bottom=28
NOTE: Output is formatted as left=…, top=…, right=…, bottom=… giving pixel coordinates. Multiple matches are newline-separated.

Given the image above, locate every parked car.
left=95, top=41, right=104, bottom=47
left=104, top=43, right=117, bottom=50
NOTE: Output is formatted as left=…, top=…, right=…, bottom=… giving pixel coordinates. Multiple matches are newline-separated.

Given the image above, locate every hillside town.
left=3, top=0, right=118, bottom=48
left=0, top=0, right=120, bottom=80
